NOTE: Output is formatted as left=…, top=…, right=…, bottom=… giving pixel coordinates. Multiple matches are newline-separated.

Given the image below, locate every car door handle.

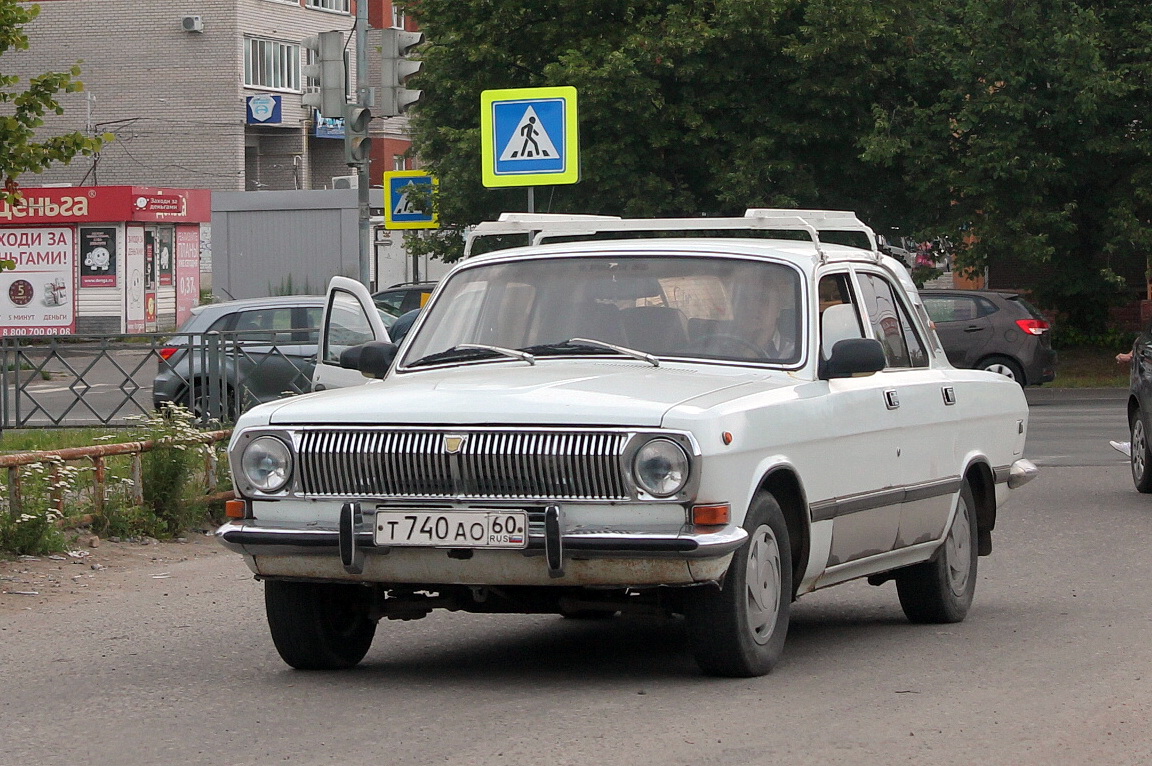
left=884, top=389, right=900, bottom=410
left=963, top=326, right=984, bottom=333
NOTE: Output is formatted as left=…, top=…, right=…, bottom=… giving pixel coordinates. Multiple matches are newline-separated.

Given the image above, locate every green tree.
left=402, top=0, right=1152, bottom=332
left=403, top=0, right=919, bottom=262
left=863, top=0, right=1152, bottom=330
left=0, top=0, right=108, bottom=204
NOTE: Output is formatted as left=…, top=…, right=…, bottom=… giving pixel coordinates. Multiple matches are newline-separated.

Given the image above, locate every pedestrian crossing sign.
left=383, top=170, right=439, bottom=230
left=481, top=86, right=579, bottom=188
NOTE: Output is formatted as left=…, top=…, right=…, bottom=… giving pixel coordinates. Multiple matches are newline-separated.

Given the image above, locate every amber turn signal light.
left=692, top=503, right=730, bottom=526
left=225, top=499, right=248, bottom=519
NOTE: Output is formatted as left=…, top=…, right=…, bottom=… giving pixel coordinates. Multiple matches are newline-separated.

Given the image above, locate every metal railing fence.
left=0, top=330, right=316, bottom=429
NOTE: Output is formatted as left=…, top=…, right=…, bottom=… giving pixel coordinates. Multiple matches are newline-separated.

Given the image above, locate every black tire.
left=264, top=580, right=377, bottom=670
left=1131, top=407, right=1152, bottom=493
left=685, top=492, right=792, bottom=678
left=186, top=381, right=236, bottom=422
left=978, top=355, right=1026, bottom=386
left=895, top=481, right=978, bottom=624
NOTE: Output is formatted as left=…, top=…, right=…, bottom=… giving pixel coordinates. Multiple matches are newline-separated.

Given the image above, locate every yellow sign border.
left=480, top=86, right=579, bottom=188
left=383, top=170, right=439, bottom=230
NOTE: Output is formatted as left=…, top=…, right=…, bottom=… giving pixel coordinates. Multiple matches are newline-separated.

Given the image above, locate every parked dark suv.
left=920, top=289, right=1056, bottom=385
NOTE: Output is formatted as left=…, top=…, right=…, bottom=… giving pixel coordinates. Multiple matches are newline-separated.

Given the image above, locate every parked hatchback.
left=920, top=289, right=1056, bottom=385
left=152, top=295, right=328, bottom=419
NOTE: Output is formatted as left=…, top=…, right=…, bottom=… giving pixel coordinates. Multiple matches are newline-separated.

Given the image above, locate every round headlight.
left=633, top=438, right=690, bottom=497
left=241, top=436, right=293, bottom=493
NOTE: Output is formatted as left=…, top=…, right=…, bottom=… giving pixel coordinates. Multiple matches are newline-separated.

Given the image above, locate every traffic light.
left=380, top=27, right=425, bottom=117
left=301, top=30, right=346, bottom=119
left=343, top=104, right=372, bottom=166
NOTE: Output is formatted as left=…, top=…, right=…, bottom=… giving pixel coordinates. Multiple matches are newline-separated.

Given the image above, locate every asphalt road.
left=2, top=388, right=1151, bottom=766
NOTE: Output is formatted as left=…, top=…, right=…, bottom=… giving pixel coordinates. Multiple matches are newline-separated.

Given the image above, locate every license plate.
left=374, top=510, right=529, bottom=548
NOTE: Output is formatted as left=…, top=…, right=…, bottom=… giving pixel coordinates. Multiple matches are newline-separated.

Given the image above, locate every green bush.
left=129, top=404, right=217, bottom=537
left=1051, top=326, right=1136, bottom=353
left=0, top=459, right=78, bottom=555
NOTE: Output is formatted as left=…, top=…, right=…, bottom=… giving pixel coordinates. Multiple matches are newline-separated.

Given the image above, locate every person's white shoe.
left=1110, top=440, right=1131, bottom=457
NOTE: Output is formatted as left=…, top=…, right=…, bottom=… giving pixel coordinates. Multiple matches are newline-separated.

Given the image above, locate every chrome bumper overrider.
left=216, top=504, right=748, bottom=579
left=1007, top=459, right=1038, bottom=489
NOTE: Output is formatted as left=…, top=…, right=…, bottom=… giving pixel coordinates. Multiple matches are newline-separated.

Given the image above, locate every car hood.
left=257, top=361, right=793, bottom=427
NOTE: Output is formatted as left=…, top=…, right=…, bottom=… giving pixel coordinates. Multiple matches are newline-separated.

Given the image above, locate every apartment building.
left=6, top=0, right=417, bottom=192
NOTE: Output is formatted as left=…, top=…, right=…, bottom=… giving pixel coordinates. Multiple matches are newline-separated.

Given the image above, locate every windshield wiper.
left=408, top=343, right=535, bottom=368
left=520, top=338, right=659, bottom=367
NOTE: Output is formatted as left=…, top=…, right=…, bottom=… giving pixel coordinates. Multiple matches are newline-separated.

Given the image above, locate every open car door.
left=312, top=276, right=391, bottom=391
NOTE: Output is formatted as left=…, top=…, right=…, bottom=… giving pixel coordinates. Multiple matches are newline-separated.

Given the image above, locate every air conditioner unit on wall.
left=181, top=15, right=203, bottom=32
left=332, top=175, right=357, bottom=189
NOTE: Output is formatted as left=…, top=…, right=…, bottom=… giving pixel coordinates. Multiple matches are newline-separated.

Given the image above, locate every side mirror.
left=339, top=341, right=399, bottom=379
left=820, top=338, right=887, bottom=380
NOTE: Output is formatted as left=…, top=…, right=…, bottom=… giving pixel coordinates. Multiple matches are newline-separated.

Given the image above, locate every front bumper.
left=216, top=502, right=747, bottom=586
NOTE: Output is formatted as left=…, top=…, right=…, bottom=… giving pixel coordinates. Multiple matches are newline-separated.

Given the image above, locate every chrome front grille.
left=296, top=428, right=630, bottom=500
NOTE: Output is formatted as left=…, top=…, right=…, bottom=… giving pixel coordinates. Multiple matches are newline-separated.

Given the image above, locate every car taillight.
left=1016, top=319, right=1049, bottom=336
left=158, top=347, right=178, bottom=360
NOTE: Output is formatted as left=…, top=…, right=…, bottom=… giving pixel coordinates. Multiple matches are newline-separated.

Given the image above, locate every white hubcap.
left=1133, top=419, right=1147, bottom=482
left=745, top=524, right=782, bottom=645
left=945, top=495, right=973, bottom=597
left=984, top=363, right=1016, bottom=380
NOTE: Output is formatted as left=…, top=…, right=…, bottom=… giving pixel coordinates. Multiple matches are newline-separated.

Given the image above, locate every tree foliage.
left=0, top=0, right=108, bottom=204
left=865, top=0, right=1152, bottom=329
left=403, top=0, right=1152, bottom=330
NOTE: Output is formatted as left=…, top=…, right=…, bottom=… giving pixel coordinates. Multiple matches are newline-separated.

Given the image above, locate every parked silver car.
left=152, top=296, right=328, bottom=418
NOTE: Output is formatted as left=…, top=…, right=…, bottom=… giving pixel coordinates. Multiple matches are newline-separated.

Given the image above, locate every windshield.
left=401, top=255, right=803, bottom=367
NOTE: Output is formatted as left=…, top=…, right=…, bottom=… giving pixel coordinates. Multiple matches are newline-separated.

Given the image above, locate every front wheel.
left=264, top=580, right=377, bottom=670
left=685, top=493, right=792, bottom=677
left=1130, top=409, right=1152, bottom=493
left=895, top=481, right=978, bottom=623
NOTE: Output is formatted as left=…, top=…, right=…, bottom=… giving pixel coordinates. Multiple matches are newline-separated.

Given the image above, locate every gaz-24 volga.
left=217, top=210, right=1036, bottom=677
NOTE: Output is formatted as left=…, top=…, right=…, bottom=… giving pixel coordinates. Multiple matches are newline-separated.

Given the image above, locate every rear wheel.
left=685, top=493, right=792, bottom=677
left=1130, top=408, right=1152, bottom=493
left=264, top=580, right=377, bottom=670
left=978, top=355, right=1025, bottom=385
left=185, top=381, right=236, bottom=422
left=895, top=481, right=978, bottom=623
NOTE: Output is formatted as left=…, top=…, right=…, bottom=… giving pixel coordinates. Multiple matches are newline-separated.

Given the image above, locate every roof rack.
left=464, top=209, right=879, bottom=260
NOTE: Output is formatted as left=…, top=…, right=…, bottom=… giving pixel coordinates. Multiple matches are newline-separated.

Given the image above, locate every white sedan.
left=219, top=210, right=1035, bottom=677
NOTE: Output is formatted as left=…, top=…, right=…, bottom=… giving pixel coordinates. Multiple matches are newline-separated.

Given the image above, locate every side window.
left=923, top=295, right=978, bottom=323
left=297, top=306, right=323, bottom=343
left=858, top=274, right=929, bottom=368
left=973, top=296, right=999, bottom=318
left=323, top=290, right=377, bottom=364
left=818, top=273, right=865, bottom=358
left=233, top=308, right=294, bottom=341
left=375, top=290, right=405, bottom=318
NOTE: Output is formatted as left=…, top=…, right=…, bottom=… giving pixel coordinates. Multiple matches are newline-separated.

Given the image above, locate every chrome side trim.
left=813, top=538, right=940, bottom=590
left=809, top=477, right=962, bottom=522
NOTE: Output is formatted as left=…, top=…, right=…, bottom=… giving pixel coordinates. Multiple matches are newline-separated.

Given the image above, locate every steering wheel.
left=685, top=333, right=769, bottom=360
